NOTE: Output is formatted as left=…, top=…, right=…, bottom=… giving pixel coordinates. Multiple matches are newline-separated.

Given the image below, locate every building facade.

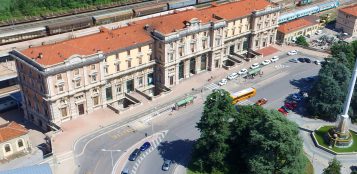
left=336, top=4, right=357, bottom=37
left=0, top=122, right=31, bottom=160
left=276, top=16, right=320, bottom=44
left=11, top=0, right=280, bottom=130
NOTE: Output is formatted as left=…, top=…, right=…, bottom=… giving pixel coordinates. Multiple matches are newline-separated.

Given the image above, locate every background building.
left=336, top=4, right=357, bottom=37
left=276, top=16, right=320, bottom=44
left=0, top=121, right=31, bottom=160
left=11, top=0, right=281, bottom=130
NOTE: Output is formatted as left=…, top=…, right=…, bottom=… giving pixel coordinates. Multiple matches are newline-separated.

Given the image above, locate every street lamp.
left=101, top=149, right=121, bottom=168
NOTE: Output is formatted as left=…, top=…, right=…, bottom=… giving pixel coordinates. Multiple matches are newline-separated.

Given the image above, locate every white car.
left=238, top=68, right=248, bottom=75
left=271, top=56, right=279, bottom=62
left=250, top=63, right=260, bottom=69
left=218, top=78, right=228, bottom=86
left=314, top=60, right=321, bottom=65
left=227, top=72, right=238, bottom=80
left=287, top=50, right=298, bottom=56
left=261, top=60, right=271, bottom=65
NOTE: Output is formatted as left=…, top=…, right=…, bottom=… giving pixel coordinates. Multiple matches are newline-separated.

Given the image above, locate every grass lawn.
left=0, top=0, right=11, bottom=10
left=314, top=126, right=357, bottom=153
left=187, top=155, right=314, bottom=174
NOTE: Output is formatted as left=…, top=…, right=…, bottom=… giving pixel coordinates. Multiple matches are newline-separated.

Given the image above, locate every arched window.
left=18, top=139, right=24, bottom=148
left=4, top=144, right=11, bottom=152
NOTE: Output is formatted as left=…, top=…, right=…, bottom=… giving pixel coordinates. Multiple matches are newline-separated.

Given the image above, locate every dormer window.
left=56, top=74, right=62, bottom=80
left=74, top=69, right=79, bottom=76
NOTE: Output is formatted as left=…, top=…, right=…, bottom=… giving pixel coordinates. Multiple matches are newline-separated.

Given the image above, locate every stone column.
left=196, top=56, right=201, bottom=73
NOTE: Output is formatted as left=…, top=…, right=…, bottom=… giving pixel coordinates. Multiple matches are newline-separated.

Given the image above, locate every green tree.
left=229, top=106, right=306, bottom=174
left=295, top=36, right=309, bottom=47
left=307, top=60, right=351, bottom=121
left=192, top=89, right=235, bottom=173
left=330, top=42, right=355, bottom=70
left=351, top=171, right=357, bottom=174
left=323, top=158, right=341, bottom=174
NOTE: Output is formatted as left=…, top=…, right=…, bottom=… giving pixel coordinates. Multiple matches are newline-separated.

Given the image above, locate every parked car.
left=304, top=58, right=311, bottom=63
left=121, top=168, right=130, bottom=174
left=238, top=68, right=248, bottom=75
left=291, top=93, right=303, bottom=101
left=227, top=72, right=238, bottom=80
left=250, top=63, right=260, bottom=69
left=129, top=148, right=141, bottom=161
left=287, top=50, right=298, bottom=55
left=271, top=56, right=279, bottom=62
left=289, top=58, right=299, bottom=63
left=297, top=58, right=305, bottom=63
left=255, top=98, right=268, bottom=106
left=278, top=108, right=288, bottom=116
left=261, top=60, right=271, bottom=65
left=284, top=101, right=297, bottom=111
left=281, top=106, right=290, bottom=113
left=162, top=160, right=172, bottom=171
left=218, top=78, right=228, bottom=86
left=314, top=60, right=321, bottom=65
left=140, top=142, right=151, bottom=151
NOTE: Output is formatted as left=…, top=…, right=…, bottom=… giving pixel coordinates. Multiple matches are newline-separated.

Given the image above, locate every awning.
left=248, top=68, right=261, bottom=75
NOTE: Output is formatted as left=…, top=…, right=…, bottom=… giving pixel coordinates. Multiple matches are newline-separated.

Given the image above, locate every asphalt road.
left=136, top=54, right=322, bottom=174
left=74, top=52, right=325, bottom=174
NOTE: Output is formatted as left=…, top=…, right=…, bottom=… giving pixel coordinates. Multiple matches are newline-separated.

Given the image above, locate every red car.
left=278, top=108, right=288, bottom=116
left=284, top=101, right=297, bottom=111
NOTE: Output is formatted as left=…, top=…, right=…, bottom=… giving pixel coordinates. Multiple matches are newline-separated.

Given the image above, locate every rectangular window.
left=58, top=85, right=64, bottom=92
left=91, top=75, right=97, bottom=82
left=106, top=87, right=113, bottom=101
left=91, top=65, right=95, bottom=70
left=170, top=76, right=174, bottom=85
left=138, top=77, right=143, bottom=87
left=169, top=54, right=174, bottom=62
left=75, top=80, right=81, bottom=87
left=216, top=38, right=221, bottom=46
left=115, top=54, right=119, bottom=60
left=202, top=40, right=206, bottom=49
left=116, top=64, right=120, bottom=72
left=138, top=47, right=141, bottom=52
left=127, top=60, right=131, bottom=68
left=74, top=69, right=79, bottom=76
left=93, top=96, right=99, bottom=106
left=104, top=66, right=108, bottom=74
left=191, top=43, right=195, bottom=52
left=116, top=85, right=122, bottom=94
left=192, top=34, right=196, bottom=39
left=56, top=74, right=62, bottom=80
left=179, top=47, right=184, bottom=56
left=138, top=58, right=142, bottom=65
left=61, top=107, right=67, bottom=117
left=127, top=50, right=130, bottom=55
left=255, top=40, right=259, bottom=47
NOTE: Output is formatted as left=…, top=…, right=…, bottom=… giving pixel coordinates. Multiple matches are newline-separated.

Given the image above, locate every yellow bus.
left=231, top=87, right=257, bottom=104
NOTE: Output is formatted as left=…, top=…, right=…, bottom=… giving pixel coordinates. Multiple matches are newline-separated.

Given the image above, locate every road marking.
left=236, top=100, right=254, bottom=105
left=205, top=83, right=220, bottom=91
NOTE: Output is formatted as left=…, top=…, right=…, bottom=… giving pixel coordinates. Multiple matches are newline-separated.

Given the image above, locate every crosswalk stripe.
left=205, top=83, right=220, bottom=91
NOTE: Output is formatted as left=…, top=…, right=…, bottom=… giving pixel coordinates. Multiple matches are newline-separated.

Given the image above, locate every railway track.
left=0, top=0, right=168, bottom=33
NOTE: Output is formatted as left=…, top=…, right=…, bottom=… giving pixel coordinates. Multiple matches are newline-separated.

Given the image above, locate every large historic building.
left=11, top=0, right=281, bottom=130
left=336, top=4, right=357, bottom=37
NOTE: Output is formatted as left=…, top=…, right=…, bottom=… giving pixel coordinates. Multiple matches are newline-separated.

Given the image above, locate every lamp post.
left=101, top=149, right=121, bottom=168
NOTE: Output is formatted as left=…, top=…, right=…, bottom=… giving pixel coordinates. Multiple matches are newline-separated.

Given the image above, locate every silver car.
left=162, top=160, right=172, bottom=171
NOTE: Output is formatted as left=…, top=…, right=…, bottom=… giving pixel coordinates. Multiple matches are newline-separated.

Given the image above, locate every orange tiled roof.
left=0, top=122, right=28, bottom=143
left=277, top=17, right=318, bottom=34
left=21, top=0, right=273, bottom=66
left=256, top=46, right=278, bottom=56
left=22, top=24, right=152, bottom=66
left=339, top=4, right=357, bottom=17
left=200, top=0, right=272, bottom=20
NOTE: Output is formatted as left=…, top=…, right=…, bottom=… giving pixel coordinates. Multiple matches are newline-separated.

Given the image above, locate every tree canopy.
left=295, top=36, right=309, bottom=47
left=191, top=90, right=306, bottom=174
left=323, top=158, right=341, bottom=174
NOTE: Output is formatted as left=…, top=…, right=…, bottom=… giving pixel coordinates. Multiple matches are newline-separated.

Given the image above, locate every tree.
left=307, top=60, right=351, bottom=121
left=323, top=158, right=341, bottom=174
left=330, top=42, right=355, bottom=70
left=295, top=36, right=309, bottom=47
left=192, top=89, right=236, bottom=173
left=229, top=106, right=306, bottom=174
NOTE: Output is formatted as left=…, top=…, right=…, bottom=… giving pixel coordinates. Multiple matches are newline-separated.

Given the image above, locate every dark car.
left=304, top=58, right=311, bottom=63
left=298, top=58, right=305, bottom=63
left=140, top=142, right=151, bottom=151
left=285, top=101, right=297, bottom=111
left=129, top=148, right=141, bottom=161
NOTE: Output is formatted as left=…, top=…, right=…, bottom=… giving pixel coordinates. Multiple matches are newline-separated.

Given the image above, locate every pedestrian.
left=145, top=133, right=148, bottom=137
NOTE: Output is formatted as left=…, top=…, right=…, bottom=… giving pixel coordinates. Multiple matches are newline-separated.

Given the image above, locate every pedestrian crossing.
left=274, top=64, right=289, bottom=69
left=236, top=99, right=254, bottom=106
left=205, top=83, right=220, bottom=91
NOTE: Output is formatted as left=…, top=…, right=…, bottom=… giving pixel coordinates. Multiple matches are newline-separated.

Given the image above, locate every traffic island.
left=312, top=126, right=357, bottom=154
